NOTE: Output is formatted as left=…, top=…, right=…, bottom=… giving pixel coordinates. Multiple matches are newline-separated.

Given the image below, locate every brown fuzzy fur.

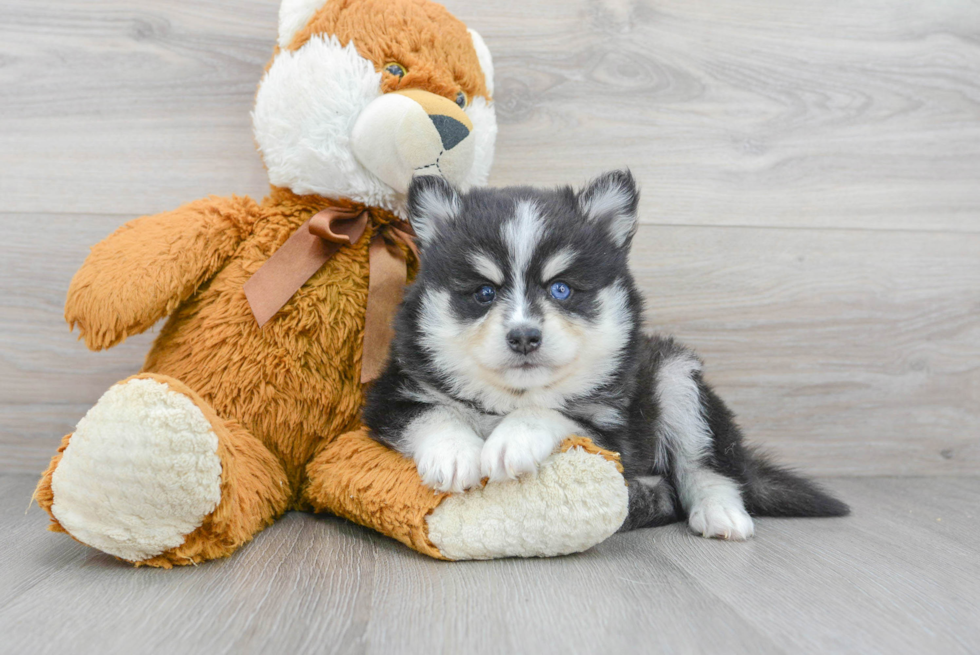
left=35, top=0, right=622, bottom=565
left=290, top=0, right=490, bottom=101
left=35, top=373, right=293, bottom=567
left=41, top=187, right=419, bottom=565
left=304, top=428, right=450, bottom=559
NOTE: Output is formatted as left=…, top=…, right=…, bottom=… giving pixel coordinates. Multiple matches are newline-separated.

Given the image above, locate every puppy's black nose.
left=506, top=327, right=542, bottom=355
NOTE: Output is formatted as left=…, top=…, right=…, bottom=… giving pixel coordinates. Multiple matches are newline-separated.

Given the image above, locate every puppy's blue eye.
left=475, top=285, right=496, bottom=304
left=549, top=281, right=571, bottom=300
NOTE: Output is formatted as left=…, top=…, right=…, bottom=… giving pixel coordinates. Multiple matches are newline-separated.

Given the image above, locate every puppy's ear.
left=408, top=175, right=462, bottom=245
left=577, top=170, right=639, bottom=248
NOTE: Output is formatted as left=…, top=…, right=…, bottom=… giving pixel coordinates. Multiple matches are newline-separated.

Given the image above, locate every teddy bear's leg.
left=34, top=373, right=291, bottom=567
left=303, top=427, right=450, bottom=558
left=303, top=429, right=629, bottom=560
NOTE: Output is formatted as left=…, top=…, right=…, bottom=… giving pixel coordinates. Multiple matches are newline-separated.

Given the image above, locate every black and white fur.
left=365, top=171, right=849, bottom=540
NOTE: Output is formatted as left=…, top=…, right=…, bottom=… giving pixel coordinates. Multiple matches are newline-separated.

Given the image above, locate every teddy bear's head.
left=253, top=0, right=497, bottom=214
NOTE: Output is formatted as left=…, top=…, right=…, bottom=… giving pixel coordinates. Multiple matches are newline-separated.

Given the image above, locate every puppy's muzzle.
left=351, top=89, right=475, bottom=194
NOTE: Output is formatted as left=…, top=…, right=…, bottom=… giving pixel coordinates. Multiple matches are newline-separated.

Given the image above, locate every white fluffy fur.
left=400, top=380, right=582, bottom=487
left=412, top=181, right=462, bottom=244
left=480, top=408, right=581, bottom=482
left=400, top=396, right=582, bottom=490
left=402, top=406, right=485, bottom=493
left=254, top=34, right=497, bottom=215
left=502, top=201, right=544, bottom=323
left=685, top=469, right=755, bottom=540
left=545, top=282, right=634, bottom=397
left=278, top=0, right=325, bottom=49
left=469, top=250, right=505, bottom=285
left=467, top=29, right=495, bottom=97
left=653, top=350, right=754, bottom=540
left=460, top=95, right=497, bottom=189
left=253, top=36, right=396, bottom=212
left=50, top=378, right=222, bottom=562
left=540, top=247, right=576, bottom=282
left=574, top=402, right=626, bottom=429
left=580, top=178, right=638, bottom=247
left=427, top=445, right=628, bottom=559
left=653, top=352, right=709, bottom=471
left=419, top=280, right=632, bottom=414
left=503, top=201, right=543, bottom=277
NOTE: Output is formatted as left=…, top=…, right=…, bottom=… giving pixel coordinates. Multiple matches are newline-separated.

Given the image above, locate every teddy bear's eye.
left=455, top=91, right=467, bottom=108
left=384, top=63, right=406, bottom=78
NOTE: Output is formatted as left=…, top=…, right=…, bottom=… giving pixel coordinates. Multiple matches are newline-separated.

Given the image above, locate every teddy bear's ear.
left=278, top=0, right=326, bottom=49
left=577, top=170, right=640, bottom=248
left=408, top=175, right=462, bottom=246
left=468, top=29, right=495, bottom=97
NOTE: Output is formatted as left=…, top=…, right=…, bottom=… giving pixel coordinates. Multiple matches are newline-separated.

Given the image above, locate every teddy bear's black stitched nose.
left=429, top=114, right=469, bottom=150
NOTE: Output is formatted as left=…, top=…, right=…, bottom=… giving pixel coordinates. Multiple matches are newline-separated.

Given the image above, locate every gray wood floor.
left=1, top=474, right=977, bottom=654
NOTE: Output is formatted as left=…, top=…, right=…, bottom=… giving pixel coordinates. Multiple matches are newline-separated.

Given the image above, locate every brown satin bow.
left=243, top=206, right=416, bottom=383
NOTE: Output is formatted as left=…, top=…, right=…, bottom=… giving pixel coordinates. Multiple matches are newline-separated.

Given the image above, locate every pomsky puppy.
left=365, top=171, right=848, bottom=539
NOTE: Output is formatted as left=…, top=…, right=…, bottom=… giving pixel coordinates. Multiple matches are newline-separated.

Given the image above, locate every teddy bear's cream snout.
left=351, top=88, right=476, bottom=194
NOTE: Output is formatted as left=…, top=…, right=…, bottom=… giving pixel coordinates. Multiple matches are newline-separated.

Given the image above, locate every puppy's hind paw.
left=688, top=498, right=755, bottom=541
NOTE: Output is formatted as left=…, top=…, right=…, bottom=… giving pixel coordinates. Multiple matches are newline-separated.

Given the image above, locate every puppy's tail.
left=740, top=449, right=850, bottom=518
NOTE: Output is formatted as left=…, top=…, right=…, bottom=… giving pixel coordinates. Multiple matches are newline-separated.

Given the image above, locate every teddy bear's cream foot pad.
left=50, top=378, right=223, bottom=562
left=426, top=446, right=629, bottom=560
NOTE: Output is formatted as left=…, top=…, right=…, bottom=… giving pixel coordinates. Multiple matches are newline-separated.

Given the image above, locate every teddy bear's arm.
left=65, top=195, right=262, bottom=351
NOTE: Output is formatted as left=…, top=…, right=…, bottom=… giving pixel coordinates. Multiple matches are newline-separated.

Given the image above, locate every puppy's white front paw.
left=481, top=424, right=558, bottom=483
left=688, top=497, right=755, bottom=541
left=415, top=434, right=484, bottom=494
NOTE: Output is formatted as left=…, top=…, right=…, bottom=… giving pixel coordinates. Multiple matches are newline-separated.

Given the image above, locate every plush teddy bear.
left=34, top=0, right=629, bottom=566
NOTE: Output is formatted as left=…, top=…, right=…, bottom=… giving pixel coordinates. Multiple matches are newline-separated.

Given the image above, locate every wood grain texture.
left=2, top=474, right=978, bottom=654
left=1, top=0, right=979, bottom=476
left=632, top=225, right=980, bottom=476
left=476, top=0, right=980, bottom=232
left=0, top=0, right=275, bottom=214
left=2, top=0, right=979, bottom=230
left=3, top=214, right=977, bottom=475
